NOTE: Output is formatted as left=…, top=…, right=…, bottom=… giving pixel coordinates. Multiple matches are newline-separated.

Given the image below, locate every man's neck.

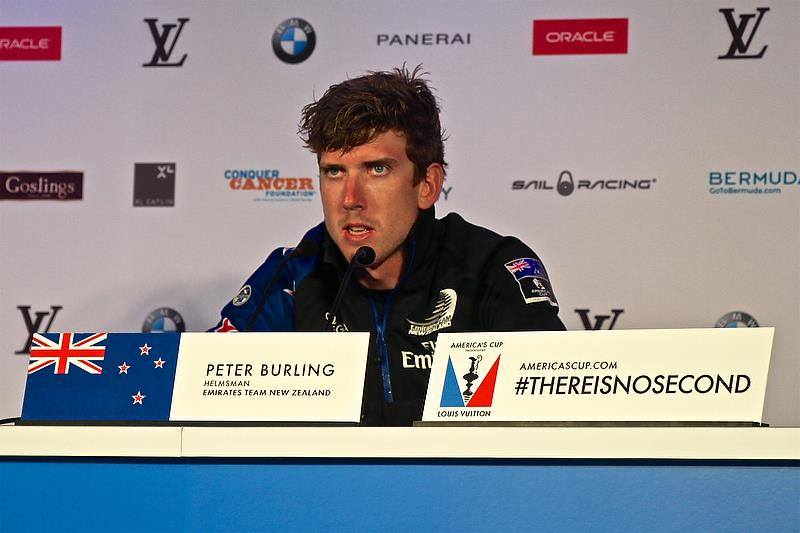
left=356, top=248, right=406, bottom=291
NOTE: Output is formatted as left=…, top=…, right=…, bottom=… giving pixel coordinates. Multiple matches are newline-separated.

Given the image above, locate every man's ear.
left=417, top=163, right=445, bottom=209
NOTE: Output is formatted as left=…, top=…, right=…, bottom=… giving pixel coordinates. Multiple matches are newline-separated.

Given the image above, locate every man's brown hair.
left=299, top=65, right=447, bottom=184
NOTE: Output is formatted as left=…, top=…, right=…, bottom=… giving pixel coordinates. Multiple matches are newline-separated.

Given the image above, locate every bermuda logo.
left=440, top=354, right=500, bottom=407
left=408, top=289, right=457, bottom=335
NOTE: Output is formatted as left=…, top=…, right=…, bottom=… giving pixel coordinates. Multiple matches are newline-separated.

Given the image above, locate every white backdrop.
left=2, top=0, right=798, bottom=424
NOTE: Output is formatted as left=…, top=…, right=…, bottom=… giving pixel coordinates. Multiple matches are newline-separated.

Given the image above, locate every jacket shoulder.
left=438, top=212, right=535, bottom=260
left=209, top=223, right=325, bottom=332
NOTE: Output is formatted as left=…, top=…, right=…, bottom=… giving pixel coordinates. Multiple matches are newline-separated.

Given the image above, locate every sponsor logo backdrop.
left=1, top=0, right=798, bottom=425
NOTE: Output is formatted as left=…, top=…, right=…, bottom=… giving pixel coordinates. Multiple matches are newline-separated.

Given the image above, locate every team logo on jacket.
left=504, top=258, right=557, bottom=306
left=440, top=354, right=500, bottom=408
left=408, top=289, right=457, bottom=336
left=232, top=285, right=251, bottom=306
left=325, top=312, right=349, bottom=332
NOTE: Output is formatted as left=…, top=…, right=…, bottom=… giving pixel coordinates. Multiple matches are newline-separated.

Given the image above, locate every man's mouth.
left=344, top=224, right=373, bottom=235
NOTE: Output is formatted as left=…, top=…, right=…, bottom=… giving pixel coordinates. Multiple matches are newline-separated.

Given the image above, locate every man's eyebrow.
left=363, top=157, right=398, bottom=166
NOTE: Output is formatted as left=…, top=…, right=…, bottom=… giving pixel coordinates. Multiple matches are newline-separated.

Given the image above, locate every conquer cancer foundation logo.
left=439, top=354, right=500, bottom=407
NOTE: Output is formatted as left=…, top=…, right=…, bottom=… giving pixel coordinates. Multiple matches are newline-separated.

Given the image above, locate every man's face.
left=319, top=130, right=430, bottom=287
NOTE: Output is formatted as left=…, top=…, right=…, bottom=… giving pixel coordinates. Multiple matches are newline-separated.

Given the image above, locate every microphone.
left=245, top=239, right=319, bottom=332
left=328, top=246, right=375, bottom=331
left=354, top=246, right=376, bottom=267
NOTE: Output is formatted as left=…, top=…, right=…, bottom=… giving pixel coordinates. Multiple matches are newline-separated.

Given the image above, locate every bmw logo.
left=715, top=311, right=759, bottom=328
left=272, top=18, right=316, bottom=64
left=142, top=307, right=186, bottom=333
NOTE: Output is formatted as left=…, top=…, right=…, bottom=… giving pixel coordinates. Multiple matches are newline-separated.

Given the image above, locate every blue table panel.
left=1, top=460, right=798, bottom=532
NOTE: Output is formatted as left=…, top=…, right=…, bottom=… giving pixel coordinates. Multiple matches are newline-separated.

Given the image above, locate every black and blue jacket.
left=212, top=207, right=565, bottom=425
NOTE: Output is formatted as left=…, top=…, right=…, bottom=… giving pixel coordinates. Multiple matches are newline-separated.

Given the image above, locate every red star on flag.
left=154, top=358, right=165, bottom=369
left=132, top=391, right=146, bottom=405
left=139, top=343, right=152, bottom=356
left=118, top=362, right=131, bottom=374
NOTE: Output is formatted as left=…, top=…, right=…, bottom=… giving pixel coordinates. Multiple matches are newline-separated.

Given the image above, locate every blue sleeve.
left=209, top=223, right=325, bottom=332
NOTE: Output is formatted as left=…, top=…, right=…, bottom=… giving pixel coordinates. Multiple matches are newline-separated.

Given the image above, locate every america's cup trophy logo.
left=462, top=355, right=482, bottom=402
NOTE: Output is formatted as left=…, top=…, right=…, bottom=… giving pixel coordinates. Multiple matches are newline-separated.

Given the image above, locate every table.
left=2, top=426, right=798, bottom=532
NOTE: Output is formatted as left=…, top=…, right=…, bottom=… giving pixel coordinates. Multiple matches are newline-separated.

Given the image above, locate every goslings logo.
left=715, top=311, right=759, bottom=328
left=142, top=307, right=185, bottom=333
left=512, top=170, right=656, bottom=197
left=143, top=18, right=189, bottom=67
left=408, top=289, right=457, bottom=336
left=533, top=18, right=628, bottom=55
left=718, top=7, right=769, bottom=60
left=708, top=170, right=796, bottom=195
left=224, top=168, right=316, bottom=201
left=1, top=172, right=83, bottom=200
left=440, top=354, right=500, bottom=409
left=272, top=18, right=315, bottom=64
left=377, top=32, right=471, bottom=46
left=0, top=26, right=61, bottom=61
left=134, top=163, right=176, bottom=206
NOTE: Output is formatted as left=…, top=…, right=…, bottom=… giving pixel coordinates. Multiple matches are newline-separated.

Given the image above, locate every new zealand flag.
left=503, top=258, right=558, bottom=307
left=22, top=332, right=180, bottom=422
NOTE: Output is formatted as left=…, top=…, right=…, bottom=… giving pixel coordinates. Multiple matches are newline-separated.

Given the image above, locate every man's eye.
left=324, top=168, right=342, bottom=178
left=370, top=164, right=388, bottom=175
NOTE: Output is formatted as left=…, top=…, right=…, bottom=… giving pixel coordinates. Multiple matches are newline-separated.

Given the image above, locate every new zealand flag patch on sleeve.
left=504, top=258, right=558, bottom=307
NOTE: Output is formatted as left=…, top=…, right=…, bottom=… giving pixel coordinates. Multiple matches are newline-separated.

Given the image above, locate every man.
left=212, top=66, right=565, bottom=425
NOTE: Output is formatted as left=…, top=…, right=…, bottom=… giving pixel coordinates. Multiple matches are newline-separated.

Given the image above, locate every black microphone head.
left=354, top=246, right=376, bottom=267
left=293, top=239, right=319, bottom=258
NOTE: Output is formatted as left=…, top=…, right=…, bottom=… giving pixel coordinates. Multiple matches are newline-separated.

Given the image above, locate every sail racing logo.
left=439, top=354, right=501, bottom=416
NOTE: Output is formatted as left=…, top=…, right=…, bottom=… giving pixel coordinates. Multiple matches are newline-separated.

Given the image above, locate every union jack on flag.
left=505, top=259, right=531, bottom=274
left=28, top=332, right=107, bottom=375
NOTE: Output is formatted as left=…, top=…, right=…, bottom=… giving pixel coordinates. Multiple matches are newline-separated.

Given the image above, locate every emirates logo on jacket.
left=407, top=289, right=457, bottom=336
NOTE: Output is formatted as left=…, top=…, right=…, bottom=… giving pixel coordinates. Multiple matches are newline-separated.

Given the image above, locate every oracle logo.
left=0, top=27, right=62, bottom=61
left=533, top=19, right=627, bottom=55
left=545, top=31, right=616, bottom=43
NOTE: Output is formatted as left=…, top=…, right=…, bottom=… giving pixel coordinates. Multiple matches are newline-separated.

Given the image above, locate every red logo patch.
left=533, top=19, right=628, bottom=55
left=0, top=27, right=62, bottom=61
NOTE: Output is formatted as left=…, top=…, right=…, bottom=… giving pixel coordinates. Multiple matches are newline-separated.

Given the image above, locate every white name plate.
left=170, top=332, right=369, bottom=423
left=422, top=328, right=774, bottom=424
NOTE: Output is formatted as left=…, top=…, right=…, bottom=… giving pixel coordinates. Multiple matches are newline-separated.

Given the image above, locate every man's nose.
left=342, top=173, right=365, bottom=210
